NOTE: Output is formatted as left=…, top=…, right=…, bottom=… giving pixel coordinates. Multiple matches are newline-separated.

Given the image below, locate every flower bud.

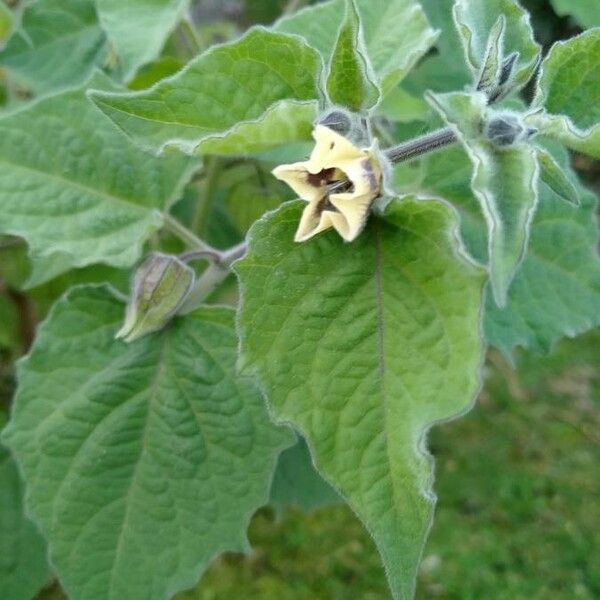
left=116, top=253, right=195, bottom=342
left=484, top=112, right=535, bottom=148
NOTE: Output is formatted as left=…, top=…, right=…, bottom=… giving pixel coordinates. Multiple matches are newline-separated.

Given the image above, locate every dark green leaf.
left=3, top=286, right=293, bottom=600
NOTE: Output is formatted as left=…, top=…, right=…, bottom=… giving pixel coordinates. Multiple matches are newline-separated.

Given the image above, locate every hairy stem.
left=384, top=127, right=458, bottom=164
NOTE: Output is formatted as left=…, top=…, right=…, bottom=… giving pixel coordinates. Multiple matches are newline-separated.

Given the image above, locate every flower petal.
left=272, top=162, right=325, bottom=203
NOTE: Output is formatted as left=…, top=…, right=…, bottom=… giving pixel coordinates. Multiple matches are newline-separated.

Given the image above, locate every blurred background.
left=1, top=0, right=598, bottom=598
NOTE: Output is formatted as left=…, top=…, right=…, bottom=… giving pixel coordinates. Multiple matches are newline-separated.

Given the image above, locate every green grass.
left=175, top=331, right=600, bottom=600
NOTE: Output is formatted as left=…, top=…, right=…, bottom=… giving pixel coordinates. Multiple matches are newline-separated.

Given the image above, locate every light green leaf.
left=403, top=0, right=470, bottom=95
left=326, top=0, right=379, bottom=111
left=2, top=286, right=293, bottom=600
left=536, top=146, right=579, bottom=205
left=428, top=91, right=539, bottom=306
left=531, top=29, right=600, bottom=159
left=276, top=0, right=437, bottom=91
left=485, top=179, right=600, bottom=355
left=89, top=28, right=321, bottom=155
left=195, top=100, right=318, bottom=157
left=270, top=436, right=341, bottom=515
left=0, top=411, right=50, bottom=600
left=406, top=143, right=600, bottom=354
left=96, top=0, right=189, bottom=82
left=377, top=86, right=429, bottom=123
left=550, top=0, right=600, bottom=29
left=0, top=1, right=13, bottom=48
left=453, top=0, right=540, bottom=90
left=235, top=198, right=485, bottom=600
left=0, top=0, right=106, bottom=94
left=0, top=75, right=196, bottom=284
left=475, top=15, right=505, bottom=95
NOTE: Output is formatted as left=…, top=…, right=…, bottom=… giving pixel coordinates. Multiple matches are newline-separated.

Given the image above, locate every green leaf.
left=0, top=75, right=196, bottom=284
left=0, top=1, right=13, bottom=48
left=96, top=0, right=189, bottom=82
left=235, top=198, right=485, bottom=600
left=89, top=28, right=321, bottom=155
left=194, top=100, right=318, bottom=157
left=485, top=181, right=600, bottom=355
left=403, top=0, right=470, bottom=95
left=2, top=286, right=293, bottom=600
left=276, top=0, right=438, bottom=91
left=0, top=412, right=50, bottom=600
left=535, top=146, right=579, bottom=205
left=0, top=0, right=106, bottom=94
left=270, top=436, right=341, bottom=515
left=326, top=0, right=379, bottom=111
left=550, top=0, right=600, bottom=29
left=453, top=0, right=540, bottom=90
left=531, top=29, right=600, bottom=159
left=377, top=86, right=429, bottom=123
left=475, top=15, right=505, bottom=95
left=428, top=91, right=539, bottom=306
left=405, top=143, right=600, bottom=354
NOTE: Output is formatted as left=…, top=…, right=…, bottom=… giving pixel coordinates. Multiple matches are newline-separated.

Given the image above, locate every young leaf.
left=453, top=0, right=540, bottom=90
left=326, top=0, right=379, bottom=112
left=531, top=29, right=600, bottom=159
left=0, top=75, right=196, bottom=285
left=407, top=144, right=600, bottom=355
left=235, top=198, right=485, bottom=600
left=276, top=0, right=438, bottom=91
left=485, top=182, right=600, bottom=355
left=2, top=286, right=293, bottom=600
left=270, top=436, right=341, bottom=515
left=0, top=0, right=106, bottom=94
left=536, top=146, right=579, bottom=205
left=428, top=91, right=539, bottom=306
left=96, top=0, right=189, bottom=82
left=89, top=28, right=322, bottom=155
left=475, top=15, right=505, bottom=95
left=549, top=0, right=600, bottom=29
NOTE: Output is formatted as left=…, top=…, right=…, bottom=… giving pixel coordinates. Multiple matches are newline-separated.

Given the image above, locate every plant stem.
left=180, top=242, right=247, bottom=313
left=384, top=127, right=457, bottom=164
left=163, top=214, right=215, bottom=253
left=192, top=156, right=220, bottom=235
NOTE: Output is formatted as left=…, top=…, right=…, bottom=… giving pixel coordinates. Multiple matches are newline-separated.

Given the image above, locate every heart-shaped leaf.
left=236, top=198, right=485, bottom=599
left=2, top=286, right=293, bottom=600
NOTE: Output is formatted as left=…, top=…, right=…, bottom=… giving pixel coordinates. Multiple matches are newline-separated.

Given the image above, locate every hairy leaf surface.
left=0, top=0, right=106, bottom=94
left=2, top=286, right=293, bottom=600
left=325, top=0, right=379, bottom=111
left=276, top=0, right=437, bottom=91
left=429, top=91, right=539, bottom=305
left=409, top=145, right=600, bottom=354
left=236, top=198, right=485, bottom=599
left=549, top=0, right=600, bottom=29
left=96, top=0, right=189, bottom=82
left=533, top=29, right=600, bottom=159
left=453, top=0, right=540, bottom=89
left=90, top=29, right=321, bottom=155
left=0, top=76, right=195, bottom=284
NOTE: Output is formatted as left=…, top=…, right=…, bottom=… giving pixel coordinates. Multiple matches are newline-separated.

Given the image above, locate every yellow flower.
left=272, top=125, right=382, bottom=242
